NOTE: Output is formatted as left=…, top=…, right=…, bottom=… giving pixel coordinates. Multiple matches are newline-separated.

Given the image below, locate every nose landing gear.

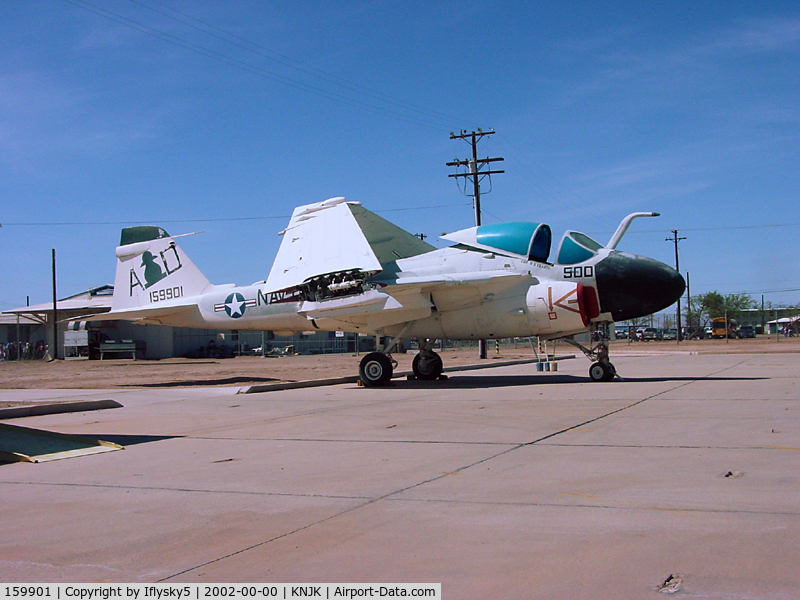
left=562, top=324, right=618, bottom=382
left=588, top=359, right=616, bottom=382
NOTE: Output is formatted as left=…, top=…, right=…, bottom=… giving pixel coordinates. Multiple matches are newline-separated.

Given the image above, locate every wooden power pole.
left=447, top=129, right=504, bottom=358
left=666, top=230, right=686, bottom=342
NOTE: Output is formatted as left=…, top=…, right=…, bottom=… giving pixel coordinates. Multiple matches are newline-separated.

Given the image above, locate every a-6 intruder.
left=85, top=197, right=685, bottom=385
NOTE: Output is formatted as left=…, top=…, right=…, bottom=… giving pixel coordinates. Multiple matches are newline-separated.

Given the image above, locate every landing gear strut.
left=562, top=324, right=618, bottom=382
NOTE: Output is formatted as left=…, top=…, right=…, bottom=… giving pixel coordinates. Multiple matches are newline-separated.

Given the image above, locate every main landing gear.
left=411, top=340, right=444, bottom=381
left=358, top=338, right=444, bottom=387
left=358, top=352, right=394, bottom=387
left=562, top=325, right=618, bottom=382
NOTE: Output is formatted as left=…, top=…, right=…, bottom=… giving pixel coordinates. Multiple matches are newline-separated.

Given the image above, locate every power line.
left=126, top=0, right=461, bottom=127
left=1, top=202, right=473, bottom=227
left=58, top=1, right=644, bottom=219
left=491, top=132, right=606, bottom=227
left=624, top=223, right=800, bottom=234
left=53, top=1, right=800, bottom=241
left=585, top=221, right=800, bottom=238
left=61, top=0, right=456, bottom=131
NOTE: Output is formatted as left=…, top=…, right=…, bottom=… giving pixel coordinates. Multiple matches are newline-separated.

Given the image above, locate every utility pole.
left=447, top=129, right=504, bottom=358
left=686, top=272, right=692, bottom=335
left=447, top=129, right=504, bottom=227
left=51, top=248, right=59, bottom=360
left=666, top=230, right=686, bottom=342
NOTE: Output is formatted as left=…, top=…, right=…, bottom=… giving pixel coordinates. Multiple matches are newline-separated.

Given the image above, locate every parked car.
left=661, top=328, right=678, bottom=340
left=739, top=325, right=756, bottom=338
left=642, top=327, right=662, bottom=341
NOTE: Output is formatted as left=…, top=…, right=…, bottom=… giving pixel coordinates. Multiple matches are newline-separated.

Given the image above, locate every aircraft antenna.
left=447, top=129, right=505, bottom=359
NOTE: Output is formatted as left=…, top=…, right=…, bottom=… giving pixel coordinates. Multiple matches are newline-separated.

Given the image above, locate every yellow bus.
left=711, top=317, right=739, bottom=339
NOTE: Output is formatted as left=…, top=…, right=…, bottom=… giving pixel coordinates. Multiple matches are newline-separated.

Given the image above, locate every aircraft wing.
left=387, top=270, right=535, bottom=313
left=302, top=270, right=533, bottom=332
left=264, top=197, right=434, bottom=293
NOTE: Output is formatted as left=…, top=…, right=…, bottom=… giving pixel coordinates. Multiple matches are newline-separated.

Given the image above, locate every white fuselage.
left=153, top=246, right=607, bottom=342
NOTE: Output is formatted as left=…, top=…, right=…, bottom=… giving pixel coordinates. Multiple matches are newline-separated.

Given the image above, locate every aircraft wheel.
left=359, top=352, right=393, bottom=387
left=412, top=351, right=443, bottom=380
left=589, top=362, right=615, bottom=382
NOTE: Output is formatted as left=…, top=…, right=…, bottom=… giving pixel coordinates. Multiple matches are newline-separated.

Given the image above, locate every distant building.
left=2, top=285, right=367, bottom=360
left=738, top=307, right=799, bottom=333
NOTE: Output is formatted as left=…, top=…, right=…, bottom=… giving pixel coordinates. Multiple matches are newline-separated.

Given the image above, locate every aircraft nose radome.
left=595, top=252, right=686, bottom=322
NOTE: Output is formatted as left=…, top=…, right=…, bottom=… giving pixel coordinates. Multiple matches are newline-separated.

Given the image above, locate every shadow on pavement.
left=74, top=434, right=182, bottom=446
left=124, top=376, right=284, bottom=388
left=385, top=373, right=768, bottom=389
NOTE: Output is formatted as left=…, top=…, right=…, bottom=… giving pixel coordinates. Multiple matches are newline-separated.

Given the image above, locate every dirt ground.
left=0, top=348, right=530, bottom=391
left=1, top=336, right=798, bottom=392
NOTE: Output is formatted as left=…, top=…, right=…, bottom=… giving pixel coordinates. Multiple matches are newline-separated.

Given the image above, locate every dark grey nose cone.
left=595, top=252, right=686, bottom=322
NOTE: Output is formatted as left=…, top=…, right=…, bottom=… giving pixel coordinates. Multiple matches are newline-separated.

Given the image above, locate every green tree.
left=690, top=291, right=755, bottom=326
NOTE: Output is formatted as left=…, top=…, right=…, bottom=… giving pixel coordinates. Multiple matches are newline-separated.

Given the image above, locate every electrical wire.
left=53, top=3, right=800, bottom=248
left=491, top=132, right=607, bottom=227
left=1, top=202, right=472, bottom=226
left=61, top=0, right=455, bottom=131
left=58, top=0, right=627, bottom=226
left=126, top=0, right=461, bottom=128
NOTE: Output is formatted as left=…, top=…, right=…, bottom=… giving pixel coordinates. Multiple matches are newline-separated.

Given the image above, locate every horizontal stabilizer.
left=82, top=303, right=197, bottom=325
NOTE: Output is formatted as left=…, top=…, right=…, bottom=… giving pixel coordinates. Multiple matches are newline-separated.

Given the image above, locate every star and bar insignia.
left=214, top=293, right=257, bottom=318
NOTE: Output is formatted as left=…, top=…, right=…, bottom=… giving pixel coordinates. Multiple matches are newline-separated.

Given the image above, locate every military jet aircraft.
left=85, top=197, right=684, bottom=385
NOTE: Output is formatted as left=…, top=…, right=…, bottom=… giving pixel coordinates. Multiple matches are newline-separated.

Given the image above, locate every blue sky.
left=2, top=1, right=799, bottom=314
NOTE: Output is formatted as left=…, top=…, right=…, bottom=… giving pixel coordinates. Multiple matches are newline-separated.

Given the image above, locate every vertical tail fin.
left=112, top=226, right=211, bottom=311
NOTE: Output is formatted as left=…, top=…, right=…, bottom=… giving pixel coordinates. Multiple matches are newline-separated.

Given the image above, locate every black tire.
left=412, top=351, right=443, bottom=380
left=359, top=352, right=393, bottom=387
left=589, top=361, right=615, bottom=382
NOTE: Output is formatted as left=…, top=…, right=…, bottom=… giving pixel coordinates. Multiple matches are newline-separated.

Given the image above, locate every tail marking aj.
left=129, top=243, right=183, bottom=295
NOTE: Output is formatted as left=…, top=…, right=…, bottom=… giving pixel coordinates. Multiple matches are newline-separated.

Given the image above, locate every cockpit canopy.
left=556, top=231, right=604, bottom=265
left=442, top=222, right=552, bottom=263
left=476, top=222, right=552, bottom=262
left=442, top=221, right=609, bottom=266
